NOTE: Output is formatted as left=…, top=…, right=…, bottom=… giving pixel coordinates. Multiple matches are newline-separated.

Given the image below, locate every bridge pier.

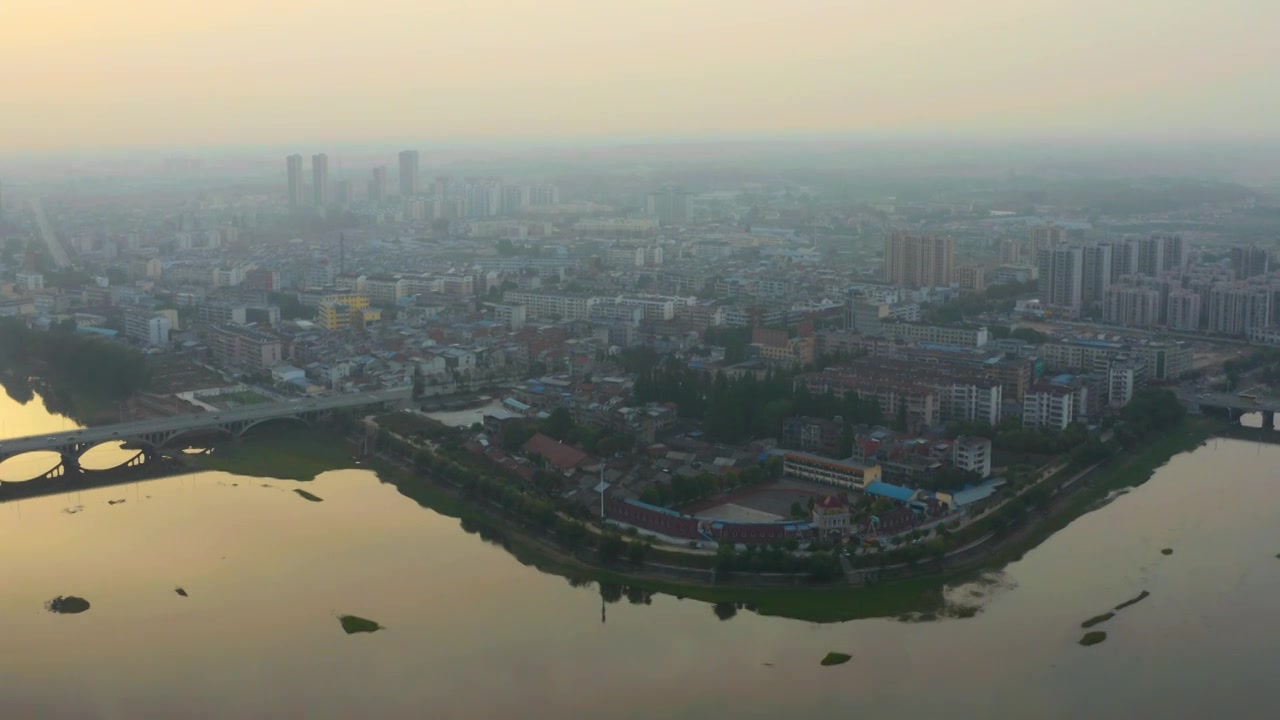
left=1229, top=408, right=1242, bottom=425
left=60, top=451, right=80, bottom=475
left=1264, top=411, right=1275, bottom=430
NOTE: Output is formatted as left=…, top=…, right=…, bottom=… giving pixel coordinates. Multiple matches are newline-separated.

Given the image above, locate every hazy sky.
left=3, top=0, right=1278, bottom=153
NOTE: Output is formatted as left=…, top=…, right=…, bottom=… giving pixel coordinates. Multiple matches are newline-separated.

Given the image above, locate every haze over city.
left=4, top=0, right=1280, bottom=154
left=7, top=2, right=1280, bottom=719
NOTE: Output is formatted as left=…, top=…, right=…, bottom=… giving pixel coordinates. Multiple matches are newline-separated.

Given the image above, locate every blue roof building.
left=866, top=481, right=915, bottom=503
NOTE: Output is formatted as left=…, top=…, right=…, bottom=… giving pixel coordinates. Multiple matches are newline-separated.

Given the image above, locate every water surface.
left=3, top=390, right=1280, bottom=719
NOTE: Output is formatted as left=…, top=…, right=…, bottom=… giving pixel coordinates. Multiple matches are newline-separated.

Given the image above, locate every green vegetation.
left=988, top=325, right=1050, bottom=345
left=633, top=359, right=882, bottom=445
left=1114, top=591, right=1150, bottom=611
left=186, top=427, right=355, bottom=481
left=338, top=615, right=383, bottom=634
left=1079, top=631, right=1107, bottom=647
left=820, top=652, right=852, bottom=666
left=45, top=596, right=91, bottom=614
left=1081, top=612, right=1115, bottom=629
left=925, top=279, right=1038, bottom=323
left=0, top=318, right=149, bottom=420
left=211, top=390, right=271, bottom=407
left=1161, top=548, right=1173, bottom=556
left=293, top=489, right=325, bottom=502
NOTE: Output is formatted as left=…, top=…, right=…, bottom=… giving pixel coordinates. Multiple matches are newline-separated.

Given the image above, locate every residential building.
left=877, top=321, right=990, bottom=347
left=1108, top=356, right=1146, bottom=408
left=503, top=291, right=600, bottom=321
left=955, top=265, right=986, bottom=292
left=364, top=275, right=406, bottom=306
left=1208, top=283, right=1271, bottom=335
left=884, top=233, right=955, bottom=289
left=1103, top=284, right=1161, bottom=328
left=196, top=302, right=247, bottom=326
left=646, top=186, right=692, bottom=224
left=493, top=303, right=527, bottom=331
left=206, top=323, right=282, bottom=372
left=286, top=154, right=305, bottom=208
left=123, top=309, right=171, bottom=347
left=312, top=153, right=329, bottom=206
left=398, top=150, right=420, bottom=196
left=1022, top=382, right=1077, bottom=430
left=368, top=166, right=388, bottom=204
left=953, top=436, right=992, bottom=479
left=1081, top=243, right=1113, bottom=305
left=1037, top=245, right=1084, bottom=317
left=15, top=272, right=44, bottom=292
left=781, top=416, right=844, bottom=458
left=1167, top=290, right=1202, bottom=332
left=1231, top=245, right=1270, bottom=280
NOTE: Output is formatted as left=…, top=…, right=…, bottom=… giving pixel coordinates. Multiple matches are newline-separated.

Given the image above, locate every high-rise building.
left=1208, top=284, right=1271, bottom=335
left=1134, top=233, right=1184, bottom=276
left=529, top=183, right=560, bottom=206
left=646, top=186, right=693, bottom=225
left=398, top=150, right=420, bottom=197
left=884, top=233, right=955, bottom=289
left=1156, top=233, right=1186, bottom=273
left=466, top=178, right=503, bottom=218
left=286, top=154, right=306, bottom=209
left=501, top=185, right=530, bottom=214
left=311, top=153, right=329, bottom=207
left=368, top=166, right=388, bottom=204
left=1111, top=238, right=1140, bottom=279
left=1231, top=245, right=1270, bottom=280
left=955, top=265, right=986, bottom=292
left=1103, top=285, right=1161, bottom=328
left=1167, top=289, right=1202, bottom=332
left=1030, top=224, right=1069, bottom=254
left=1081, top=243, right=1114, bottom=305
left=1037, top=246, right=1084, bottom=317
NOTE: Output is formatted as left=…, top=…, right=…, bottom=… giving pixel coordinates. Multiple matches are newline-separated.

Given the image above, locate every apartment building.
left=502, top=291, right=600, bottom=321
left=206, top=323, right=282, bottom=372
left=877, top=321, right=990, bottom=347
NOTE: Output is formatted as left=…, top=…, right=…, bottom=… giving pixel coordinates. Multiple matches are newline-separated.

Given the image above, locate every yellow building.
left=354, top=306, right=381, bottom=331
left=320, top=293, right=369, bottom=310
left=318, top=301, right=353, bottom=331
left=781, top=450, right=882, bottom=491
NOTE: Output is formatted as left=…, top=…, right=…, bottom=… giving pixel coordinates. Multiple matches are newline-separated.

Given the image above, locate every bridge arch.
left=160, top=426, right=235, bottom=449
left=0, top=450, right=66, bottom=483
left=76, top=439, right=154, bottom=471
left=237, top=415, right=311, bottom=439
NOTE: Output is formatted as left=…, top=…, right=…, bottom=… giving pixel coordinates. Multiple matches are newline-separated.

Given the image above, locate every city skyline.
left=3, top=0, right=1280, bottom=153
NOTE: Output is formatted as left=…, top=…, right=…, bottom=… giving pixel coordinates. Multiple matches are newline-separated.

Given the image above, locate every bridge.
left=0, top=387, right=411, bottom=483
left=1180, top=389, right=1280, bottom=428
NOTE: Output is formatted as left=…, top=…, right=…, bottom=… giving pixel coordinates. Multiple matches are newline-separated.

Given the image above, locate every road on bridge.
left=0, top=387, right=410, bottom=459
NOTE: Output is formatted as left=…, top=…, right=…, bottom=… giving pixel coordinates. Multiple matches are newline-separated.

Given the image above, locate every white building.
left=15, top=272, right=44, bottom=292
left=1022, top=383, right=1076, bottom=430
left=124, top=309, right=171, bottom=347
left=502, top=291, right=600, bottom=321
left=953, top=436, right=992, bottom=479
left=494, top=303, right=527, bottom=331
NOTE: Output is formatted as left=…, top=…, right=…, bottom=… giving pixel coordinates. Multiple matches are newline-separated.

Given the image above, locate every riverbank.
left=179, top=417, right=1219, bottom=622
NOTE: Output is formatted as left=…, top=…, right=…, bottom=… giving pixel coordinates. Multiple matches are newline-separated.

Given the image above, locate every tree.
left=543, top=407, right=574, bottom=441
left=713, top=602, right=738, bottom=621
left=627, top=541, right=650, bottom=565
left=790, top=501, right=806, bottom=518
left=807, top=551, right=841, bottom=582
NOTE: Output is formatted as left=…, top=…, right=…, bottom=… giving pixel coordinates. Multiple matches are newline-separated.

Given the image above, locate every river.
left=3, top=389, right=1280, bottom=719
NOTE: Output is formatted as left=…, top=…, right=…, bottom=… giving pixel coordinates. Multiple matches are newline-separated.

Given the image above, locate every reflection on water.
left=5, top=391, right=1280, bottom=719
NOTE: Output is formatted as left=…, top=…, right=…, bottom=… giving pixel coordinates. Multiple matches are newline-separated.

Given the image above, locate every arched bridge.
left=0, top=387, right=411, bottom=482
